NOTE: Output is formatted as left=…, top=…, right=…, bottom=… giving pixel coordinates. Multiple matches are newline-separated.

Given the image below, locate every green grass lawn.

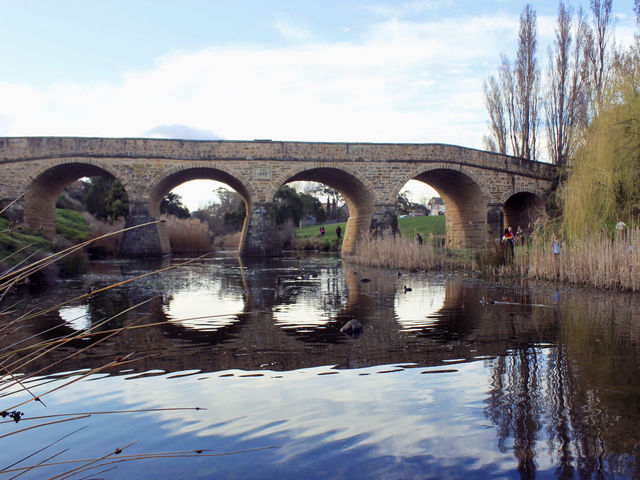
left=295, top=215, right=445, bottom=245
left=1, top=209, right=93, bottom=266
left=397, top=215, right=445, bottom=238
left=0, top=217, right=52, bottom=263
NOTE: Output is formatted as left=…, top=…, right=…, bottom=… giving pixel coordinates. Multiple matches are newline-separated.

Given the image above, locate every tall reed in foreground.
left=509, top=227, right=640, bottom=291
left=0, top=216, right=217, bottom=478
left=350, top=233, right=456, bottom=270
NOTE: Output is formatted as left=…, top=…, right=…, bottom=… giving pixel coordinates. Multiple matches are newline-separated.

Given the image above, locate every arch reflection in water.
left=58, top=305, right=91, bottom=331
left=162, top=285, right=244, bottom=332
left=394, top=281, right=446, bottom=332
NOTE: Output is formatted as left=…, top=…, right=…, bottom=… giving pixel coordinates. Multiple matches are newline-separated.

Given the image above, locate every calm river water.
left=2, top=252, right=640, bottom=479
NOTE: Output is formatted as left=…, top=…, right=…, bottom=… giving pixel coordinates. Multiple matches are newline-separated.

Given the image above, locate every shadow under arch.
left=23, top=161, right=126, bottom=234
left=273, top=167, right=376, bottom=254
left=504, top=192, right=545, bottom=238
left=408, top=168, right=488, bottom=248
left=147, top=167, right=253, bottom=255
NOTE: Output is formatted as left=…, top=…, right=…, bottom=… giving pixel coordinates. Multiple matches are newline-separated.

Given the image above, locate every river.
left=2, top=252, right=640, bottom=479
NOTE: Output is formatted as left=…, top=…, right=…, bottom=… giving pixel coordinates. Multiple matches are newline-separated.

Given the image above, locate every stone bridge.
left=0, top=137, right=557, bottom=256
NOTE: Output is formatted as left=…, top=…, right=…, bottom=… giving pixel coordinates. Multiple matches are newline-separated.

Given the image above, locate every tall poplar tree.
left=483, top=4, right=540, bottom=161
left=544, top=3, right=589, bottom=166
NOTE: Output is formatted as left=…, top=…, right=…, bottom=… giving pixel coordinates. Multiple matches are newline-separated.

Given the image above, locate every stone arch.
left=144, top=165, right=255, bottom=255
left=22, top=158, right=127, bottom=234
left=146, top=164, right=254, bottom=217
left=394, top=166, right=489, bottom=248
left=270, top=165, right=376, bottom=254
left=390, top=163, right=493, bottom=202
left=503, top=191, right=546, bottom=237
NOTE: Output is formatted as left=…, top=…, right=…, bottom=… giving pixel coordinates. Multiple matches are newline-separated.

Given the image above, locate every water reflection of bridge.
left=8, top=256, right=558, bottom=376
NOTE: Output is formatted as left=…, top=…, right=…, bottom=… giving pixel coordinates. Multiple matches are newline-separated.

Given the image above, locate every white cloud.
left=273, top=14, right=315, bottom=42
left=0, top=13, right=526, bottom=148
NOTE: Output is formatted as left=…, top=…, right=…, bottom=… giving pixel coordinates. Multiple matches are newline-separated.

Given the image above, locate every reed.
left=162, top=216, right=212, bottom=253
left=85, top=216, right=124, bottom=256
left=350, top=233, right=456, bottom=270
left=508, top=227, right=640, bottom=291
left=213, top=231, right=241, bottom=248
left=0, top=218, right=217, bottom=477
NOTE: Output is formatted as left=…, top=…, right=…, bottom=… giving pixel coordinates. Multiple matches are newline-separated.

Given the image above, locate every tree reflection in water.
left=485, top=288, right=640, bottom=478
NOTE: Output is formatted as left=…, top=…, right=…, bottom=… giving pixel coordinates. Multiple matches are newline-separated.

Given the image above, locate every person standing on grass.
left=336, top=225, right=342, bottom=239
left=320, top=225, right=325, bottom=236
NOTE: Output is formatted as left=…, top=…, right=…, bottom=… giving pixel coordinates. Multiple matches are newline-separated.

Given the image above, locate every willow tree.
left=561, top=66, right=640, bottom=237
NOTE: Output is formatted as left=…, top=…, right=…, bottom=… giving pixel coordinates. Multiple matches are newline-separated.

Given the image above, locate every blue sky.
left=0, top=0, right=637, bottom=208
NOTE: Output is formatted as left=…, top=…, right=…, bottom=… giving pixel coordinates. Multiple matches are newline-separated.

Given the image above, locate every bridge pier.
left=487, top=204, right=505, bottom=245
left=120, top=202, right=171, bottom=257
left=240, top=202, right=282, bottom=257
left=370, top=204, right=399, bottom=237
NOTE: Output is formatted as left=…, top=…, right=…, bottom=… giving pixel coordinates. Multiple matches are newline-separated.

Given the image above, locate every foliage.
left=300, top=192, right=327, bottom=224
left=274, top=185, right=329, bottom=226
left=275, top=186, right=304, bottom=225
left=561, top=65, right=640, bottom=237
left=84, top=177, right=129, bottom=221
left=396, top=192, right=411, bottom=215
left=192, top=187, right=245, bottom=235
left=160, top=192, right=190, bottom=218
left=55, top=208, right=92, bottom=241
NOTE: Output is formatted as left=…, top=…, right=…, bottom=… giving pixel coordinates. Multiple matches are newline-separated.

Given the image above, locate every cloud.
left=273, top=14, right=315, bottom=42
left=0, top=12, right=527, bottom=149
left=144, top=124, right=223, bottom=140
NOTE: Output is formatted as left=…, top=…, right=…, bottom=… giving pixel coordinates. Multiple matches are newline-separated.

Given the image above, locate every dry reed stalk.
left=350, top=233, right=450, bottom=270
left=85, top=217, right=124, bottom=256
left=512, top=227, right=640, bottom=291
left=161, top=216, right=211, bottom=253
left=213, top=231, right=241, bottom=248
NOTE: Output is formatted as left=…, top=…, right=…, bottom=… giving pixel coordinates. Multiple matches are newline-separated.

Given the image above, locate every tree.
left=514, top=4, right=540, bottom=161
left=192, top=187, right=245, bottom=235
left=561, top=63, right=640, bottom=237
left=483, top=75, right=508, bottom=154
left=299, top=192, right=327, bottom=224
left=160, top=192, right=190, bottom=218
left=584, top=0, right=614, bottom=112
left=544, top=2, right=589, bottom=166
left=274, top=186, right=304, bottom=225
left=396, top=191, right=411, bottom=215
left=84, top=177, right=129, bottom=221
left=104, top=181, right=128, bottom=220
left=483, top=4, right=540, bottom=160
